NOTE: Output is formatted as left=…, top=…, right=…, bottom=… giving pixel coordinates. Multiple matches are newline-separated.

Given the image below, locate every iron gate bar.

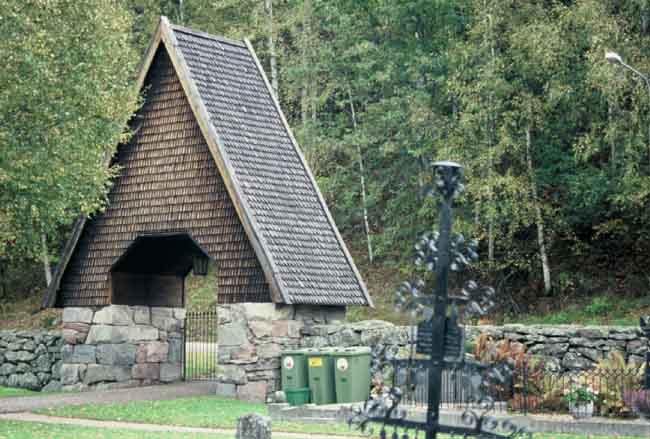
left=184, top=309, right=219, bottom=381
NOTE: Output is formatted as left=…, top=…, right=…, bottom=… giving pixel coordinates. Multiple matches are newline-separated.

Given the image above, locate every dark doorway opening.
left=110, top=232, right=211, bottom=307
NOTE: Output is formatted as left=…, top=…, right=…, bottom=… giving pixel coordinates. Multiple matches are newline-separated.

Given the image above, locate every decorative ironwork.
left=641, top=316, right=650, bottom=390
left=350, top=161, right=531, bottom=439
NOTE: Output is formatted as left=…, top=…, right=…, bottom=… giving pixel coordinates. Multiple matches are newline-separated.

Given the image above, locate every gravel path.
left=0, top=412, right=355, bottom=439
left=0, top=382, right=217, bottom=414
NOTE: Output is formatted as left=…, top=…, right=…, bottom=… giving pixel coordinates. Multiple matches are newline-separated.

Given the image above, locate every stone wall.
left=466, top=324, right=647, bottom=371
left=299, top=321, right=648, bottom=372
left=0, top=330, right=63, bottom=391
left=60, top=305, right=184, bottom=391
left=216, top=303, right=345, bottom=402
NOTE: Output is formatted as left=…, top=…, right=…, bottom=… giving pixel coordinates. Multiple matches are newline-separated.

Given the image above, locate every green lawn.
left=38, top=395, right=650, bottom=439
left=0, top=421, right=230, bottom=439
left=0, top=386, right=38, bottom=398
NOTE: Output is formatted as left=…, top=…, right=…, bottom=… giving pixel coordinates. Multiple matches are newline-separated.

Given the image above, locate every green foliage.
left=6, top=0, right=650, bottom=315
left=0, top=0, right=139, bottom=259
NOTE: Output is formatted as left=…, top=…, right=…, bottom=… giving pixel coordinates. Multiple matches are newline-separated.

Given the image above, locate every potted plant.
left=564, top=385, right=598, bottom=419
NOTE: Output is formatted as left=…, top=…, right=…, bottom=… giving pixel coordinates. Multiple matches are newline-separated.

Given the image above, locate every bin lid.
left=331, top=347, right=372, bottom=356
left=304, top=347, right=339, bottom=356
left=282, top=349, right=307, bottom=356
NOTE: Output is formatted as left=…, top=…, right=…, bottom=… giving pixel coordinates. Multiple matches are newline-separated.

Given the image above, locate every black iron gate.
left=183, top=309, right=219, bottom=381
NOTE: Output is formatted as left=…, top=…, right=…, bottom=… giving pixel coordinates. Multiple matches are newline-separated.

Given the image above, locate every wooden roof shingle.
left=43, top=17, right=371, bottom=308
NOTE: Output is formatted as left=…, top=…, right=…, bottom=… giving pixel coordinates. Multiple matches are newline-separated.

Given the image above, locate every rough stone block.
left=93, top=305, right=133, bottom=326
left=231, top=344, right=257, bottom=363
left=257, top=343, right=281, bottom=359
left=132, top=363, right=160, bottom=380
left=218, top=365, right=247, bottom=384
left=0, top=363, right=16, bottom=376
left=151, top=313, right=181, bottom=332
left=63, top=330, right=81, bottom=345
left=12, top=372, right=40, bottom=390
left=173, top=308, right=186, bottom=320
left=236, top=413, right=271, bottom=439
left=127, top=325, right=159, bottom=342
left=270, top=321, right=288, bottom=338
left=132, top=306, right=151, bottom=325
left=250, top=321, right=273, bottom=338
left=136, top=344, right=147, bottom=363
left=35, top=354, right=52, bottom=372
left=15, top=351, right=36, bottom=362
left=60, top=364, right=86, bottom=385
left=168, top=338, right=183, bottom=363
left=63, top=323, right=90, bottom=334
left=65, top=345, right=96, bottom=364
left=287, top=321, right=303, bottom=338
left=84, top=364, right=131, bottom=384
left=97, top=344, right=137, bottom=366
left=160, top=362, right=182, bottom=382
left=62, top=307, right=94, bottom=324
left=241, top=303, right=292, bottom=321
left=219, top=323, right=248, bottom=346
left=86, top=325, right=129, bottom=344
left=42, top=380, right=62, bottom=392
left=145, top=342, right=169, bottom=363
left=237, top=381, right=268, bottom=403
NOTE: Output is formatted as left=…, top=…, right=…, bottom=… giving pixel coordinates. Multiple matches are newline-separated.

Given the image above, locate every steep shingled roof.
left=43, top=17, right=371, bottom=308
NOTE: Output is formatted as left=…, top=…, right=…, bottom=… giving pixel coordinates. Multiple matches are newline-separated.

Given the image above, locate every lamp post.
left=605, top=51, right=650, bottom=171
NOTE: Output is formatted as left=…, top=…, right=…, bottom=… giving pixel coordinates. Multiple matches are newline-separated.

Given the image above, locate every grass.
left=0, top=386, right=38, bottom=398
left=37, top=396, right=358, bottom=436
left=0, top=421, right=231, bottom=439
left=2, top=419, right=649, bottom=439
left=501, top=294, right=650, bottom=326
left=37, top=396, right=650, bottom=439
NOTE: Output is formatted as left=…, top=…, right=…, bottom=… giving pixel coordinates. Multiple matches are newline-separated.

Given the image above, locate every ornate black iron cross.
left=349, top=161, right=530, bottom=439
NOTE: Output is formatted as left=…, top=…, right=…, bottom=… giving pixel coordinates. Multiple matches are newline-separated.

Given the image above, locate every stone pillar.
left=216, top=303, right=344, bottom=402
left=60, top=305, right=184, bottom=391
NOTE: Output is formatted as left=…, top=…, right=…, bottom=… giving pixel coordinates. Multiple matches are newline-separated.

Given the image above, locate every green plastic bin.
left=281, top=349, right=309, bottom=391
left=306, top=348, right=337, bottom=405
left=333, top=347, right=372, bottom=403
left=285, top=387, right=311, bottom=406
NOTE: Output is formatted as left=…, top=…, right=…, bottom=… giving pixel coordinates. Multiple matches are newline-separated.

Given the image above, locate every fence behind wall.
left=183, top=309, right=219, bottom=381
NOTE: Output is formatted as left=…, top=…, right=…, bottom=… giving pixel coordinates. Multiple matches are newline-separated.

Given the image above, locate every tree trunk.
left=526, top=126, right=552, bottom=295
left=300, top=0, right=310, bottom=126
left=41, top=233, right=52, bottom=287
left=347, top=85, right=374, bottom=263
left=265, top=0, right=279, bottom=97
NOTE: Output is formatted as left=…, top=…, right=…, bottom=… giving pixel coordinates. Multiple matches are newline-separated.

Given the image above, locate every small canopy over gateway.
left=43, top=17, right=371, bottom=309
left=110, top=233, right=211, bottom=307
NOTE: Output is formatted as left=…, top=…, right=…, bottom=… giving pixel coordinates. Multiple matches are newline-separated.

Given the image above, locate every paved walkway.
left=0, top=382, right=217, bottom=414
left=0, top=412, right=354, bottom=439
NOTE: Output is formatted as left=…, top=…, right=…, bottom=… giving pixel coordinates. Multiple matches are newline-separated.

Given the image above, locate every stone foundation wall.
left=300, top=321, right=648, bottom=372
left=0, top=330, right=63, bottom=391
left=216, top=303, right=345, bottom=402
left=60, top=305, right=184, bottom=391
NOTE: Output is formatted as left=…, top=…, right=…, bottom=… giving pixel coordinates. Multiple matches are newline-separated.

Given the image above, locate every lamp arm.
left=620, top=60, right=650, bottom=93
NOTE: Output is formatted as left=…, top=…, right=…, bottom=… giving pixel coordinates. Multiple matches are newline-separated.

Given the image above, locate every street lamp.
left=606, top=51, right=650, bottom=172
left=605, top=51, right=650, bottom=89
